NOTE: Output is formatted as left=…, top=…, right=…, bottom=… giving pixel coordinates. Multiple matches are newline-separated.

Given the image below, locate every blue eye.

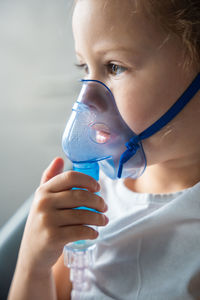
left=108, top=63, right=126, bottom=76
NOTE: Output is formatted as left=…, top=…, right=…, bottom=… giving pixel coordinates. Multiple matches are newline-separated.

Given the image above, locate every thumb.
left=40, top=157, right=64, bottom=185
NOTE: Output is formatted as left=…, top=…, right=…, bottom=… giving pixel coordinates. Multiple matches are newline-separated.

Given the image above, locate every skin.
left=8, top=0, right=200, bottom=299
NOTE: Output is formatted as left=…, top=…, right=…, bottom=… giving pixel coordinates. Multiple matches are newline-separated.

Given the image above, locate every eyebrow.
left=75, top=47, right=139, bottom=58
left=95, top=46, right=135, bottom=54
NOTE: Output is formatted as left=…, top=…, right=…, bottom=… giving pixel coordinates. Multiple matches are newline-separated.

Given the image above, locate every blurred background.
left=0, top=0, right=80, bottom=228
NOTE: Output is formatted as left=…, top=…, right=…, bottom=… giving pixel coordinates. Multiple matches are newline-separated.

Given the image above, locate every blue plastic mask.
left=62, top=74, right=200, bottom=179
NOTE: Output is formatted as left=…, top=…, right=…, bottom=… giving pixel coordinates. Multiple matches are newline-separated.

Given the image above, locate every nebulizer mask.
left=62, top=74, right=200, bottom=299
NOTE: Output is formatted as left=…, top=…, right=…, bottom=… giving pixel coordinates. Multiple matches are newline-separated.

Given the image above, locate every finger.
left=60, top=225, right=99, bottom=243
left=52, top=190, right=107, bottom=212
left=55, top=209, right=109, bottom=227
left=40, top=157, right=64, bottom=185
left=45, top=170, right=100, bottom=193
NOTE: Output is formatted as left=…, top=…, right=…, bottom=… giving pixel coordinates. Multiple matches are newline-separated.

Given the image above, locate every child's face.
left=72, top=0, right=198, bottom=165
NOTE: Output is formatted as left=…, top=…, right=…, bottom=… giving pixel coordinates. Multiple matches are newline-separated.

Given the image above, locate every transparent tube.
left=64, top=162, right=99, bottom=299
left=64, top=245, right=95, bottom=300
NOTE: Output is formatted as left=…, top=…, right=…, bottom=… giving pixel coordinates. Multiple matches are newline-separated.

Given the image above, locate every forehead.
left=72, top=0, right=165, bottom=55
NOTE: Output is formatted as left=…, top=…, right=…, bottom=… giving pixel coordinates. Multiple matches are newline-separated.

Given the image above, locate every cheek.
left=114, top=84, right=159, bottom=134
left=113, top=69, right=185, bottom=135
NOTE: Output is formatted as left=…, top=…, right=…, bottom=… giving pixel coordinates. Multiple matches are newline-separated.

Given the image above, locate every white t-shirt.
left=81, top=174, right=200, bottom=300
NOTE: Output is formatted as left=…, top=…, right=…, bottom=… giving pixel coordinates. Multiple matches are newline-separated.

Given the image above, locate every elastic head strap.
left=118, top=73, right=200, bottom=178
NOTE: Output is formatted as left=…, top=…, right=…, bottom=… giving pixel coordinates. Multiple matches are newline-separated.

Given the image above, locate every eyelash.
left=75, top=63, right=126, bottom=76
left=75, top=63, right=89, bottom=74
left=107, top=63, right=127, bottom=76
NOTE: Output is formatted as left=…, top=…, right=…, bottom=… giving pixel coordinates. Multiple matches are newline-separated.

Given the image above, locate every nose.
left=79, top=80, right=111, bottom=112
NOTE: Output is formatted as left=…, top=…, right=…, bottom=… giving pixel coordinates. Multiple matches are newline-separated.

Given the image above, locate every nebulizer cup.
left=63, top=162, right=99, bottom=299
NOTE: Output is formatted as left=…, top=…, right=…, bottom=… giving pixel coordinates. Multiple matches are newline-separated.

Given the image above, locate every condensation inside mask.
left=62, top=80, right=146, bottom=179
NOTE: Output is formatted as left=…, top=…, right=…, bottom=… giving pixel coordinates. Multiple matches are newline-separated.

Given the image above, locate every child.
left=8, top=0, right=200, bottom=299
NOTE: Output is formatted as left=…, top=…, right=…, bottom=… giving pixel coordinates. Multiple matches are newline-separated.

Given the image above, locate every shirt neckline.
left=115, top=178, right=199, bottom=205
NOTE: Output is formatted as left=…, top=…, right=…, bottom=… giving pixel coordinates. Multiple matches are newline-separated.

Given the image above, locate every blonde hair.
left=141, top=0, right=200, bottom=69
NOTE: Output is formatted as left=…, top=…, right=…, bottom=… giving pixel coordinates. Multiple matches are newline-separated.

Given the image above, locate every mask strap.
left=118, top=73, right=200, bottom=178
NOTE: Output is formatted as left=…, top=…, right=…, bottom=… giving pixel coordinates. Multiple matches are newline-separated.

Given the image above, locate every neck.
left=124, top=155, right=200, bottom=194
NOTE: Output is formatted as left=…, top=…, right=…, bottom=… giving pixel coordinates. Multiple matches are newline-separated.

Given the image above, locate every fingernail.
left=104, top=203, right=108, bottom=211
left=94, top=231, right=99, bottom=239
left=95, top=181, right=100, bottom=191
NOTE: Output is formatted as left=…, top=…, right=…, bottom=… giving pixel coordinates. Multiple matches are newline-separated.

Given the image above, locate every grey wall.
left=0, top=0, right=80, bottom=227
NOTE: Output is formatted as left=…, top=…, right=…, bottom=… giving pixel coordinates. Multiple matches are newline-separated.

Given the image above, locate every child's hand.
left=18, top=157, right=108, bottom=276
